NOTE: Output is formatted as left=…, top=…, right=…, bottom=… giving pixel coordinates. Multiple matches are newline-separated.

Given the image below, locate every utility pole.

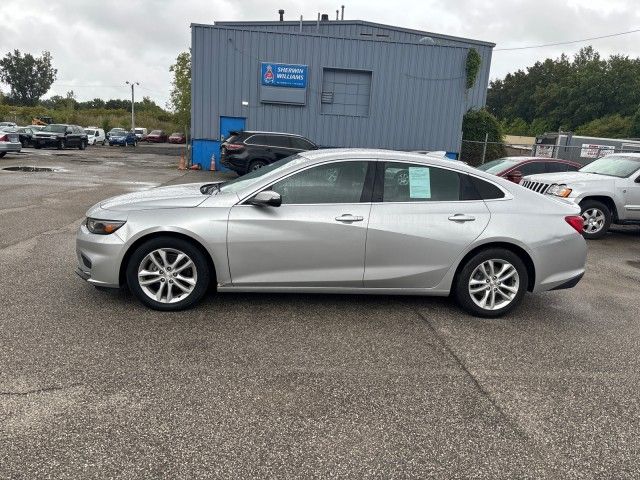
left=125, top=81, right=139, bottom=130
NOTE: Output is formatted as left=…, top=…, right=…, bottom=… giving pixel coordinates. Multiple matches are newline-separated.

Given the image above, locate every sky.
left=1, top=0, right=639, bottom=108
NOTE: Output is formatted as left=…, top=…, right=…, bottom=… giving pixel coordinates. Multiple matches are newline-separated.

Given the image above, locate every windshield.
left=219, top=155, right=306, bottom=194
left=476, top=158, right=519, bottom=174
left=42, top=124, right=67, bottom=133
left=85, top=129, right=95, bottom=135
left=171, top=132, right=181, bottom=136
left=579, top=155, right=640, bottom=178
left=134, top=129, right=144, bottom=133
left=150, top=130, right=161, bottom=135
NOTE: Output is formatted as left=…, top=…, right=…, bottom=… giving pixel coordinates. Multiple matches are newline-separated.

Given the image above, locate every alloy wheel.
left=582, top=208, right=605, bottom=234
left=137, top=248, right=198, bottom=304
left=468, top=259, right=520, bottom=311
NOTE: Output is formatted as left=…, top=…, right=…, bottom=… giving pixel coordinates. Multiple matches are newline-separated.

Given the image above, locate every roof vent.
left=278, top=9, right=284, bottom=21
left=320, top=13, right=329, bottom=21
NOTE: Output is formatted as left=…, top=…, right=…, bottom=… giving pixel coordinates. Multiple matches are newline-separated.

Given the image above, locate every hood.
left=99, top=183, right=212, bottom=212
left=524, top=171, right=614, bottom=185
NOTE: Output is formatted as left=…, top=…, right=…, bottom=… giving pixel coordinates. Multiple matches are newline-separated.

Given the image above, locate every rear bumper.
left=0, top=142, right=22, bottom=152
left=551, top=272, right=584, bottom=290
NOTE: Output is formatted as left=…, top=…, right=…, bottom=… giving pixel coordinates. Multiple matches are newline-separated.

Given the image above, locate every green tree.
left=0, top=50, right=57, bottom=106
left=629, top=107, right=640, bottom=138
left=575, top=114, right=631, bottom=138
left=461, top=108, right=505, bottom=165
left=169, top=51, right=191, bottom=130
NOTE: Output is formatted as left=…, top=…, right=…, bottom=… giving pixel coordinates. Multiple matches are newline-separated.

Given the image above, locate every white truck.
left=521, top=153, right=640, bottom=239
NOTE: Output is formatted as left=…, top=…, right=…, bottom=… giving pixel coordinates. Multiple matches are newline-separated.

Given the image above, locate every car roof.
left=298, top=148, right=484, bottom=173
left=239, top=130, right=306, bottom=138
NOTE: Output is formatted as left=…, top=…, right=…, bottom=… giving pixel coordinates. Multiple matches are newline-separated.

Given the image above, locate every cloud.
left=1, top=0, right=639, bottom=105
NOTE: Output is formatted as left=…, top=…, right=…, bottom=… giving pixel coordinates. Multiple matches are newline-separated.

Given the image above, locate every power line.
left=495, top=27, right=640, bottom=51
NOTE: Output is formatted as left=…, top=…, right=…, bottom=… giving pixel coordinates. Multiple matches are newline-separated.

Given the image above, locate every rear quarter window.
left=466, top=176, right=505, bottom=200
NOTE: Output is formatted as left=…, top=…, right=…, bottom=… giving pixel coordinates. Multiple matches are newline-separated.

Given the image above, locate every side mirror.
left=248, top=190, right=282, bottom=207
left=507, top=170, right=523, bottom=183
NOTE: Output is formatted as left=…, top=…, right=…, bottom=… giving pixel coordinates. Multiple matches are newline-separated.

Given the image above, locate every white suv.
left=521, top=153, right=640, bottom=239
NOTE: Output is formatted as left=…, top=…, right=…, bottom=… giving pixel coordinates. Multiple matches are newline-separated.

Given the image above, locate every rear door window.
left=381, top=162, right=461, bottom=202
left=268, top=136, right=292, bottom=148
left=290, top=137, right=315, bottom=150
left=517, top=162, right=546, bottom=176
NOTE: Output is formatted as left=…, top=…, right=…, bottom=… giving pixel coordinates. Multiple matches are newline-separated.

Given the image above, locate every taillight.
left=565, top=215, right=584, bottom=234
left=0, top=134, right=7, bottom=142
left=224, top=143, right=244, bottom=151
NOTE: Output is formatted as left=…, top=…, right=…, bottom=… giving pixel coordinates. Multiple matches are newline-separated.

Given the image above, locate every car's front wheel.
left=579, top=200, right=611, bottom=240
left=126, top=237, right=211, bottom=311
left=454, top=248, right=528, bottom=318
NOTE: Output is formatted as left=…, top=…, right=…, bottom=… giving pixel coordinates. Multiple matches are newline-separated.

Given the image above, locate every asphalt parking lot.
left=1, top=147, right=639, bottom=479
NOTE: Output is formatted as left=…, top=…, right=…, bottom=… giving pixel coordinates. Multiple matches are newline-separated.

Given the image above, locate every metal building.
left=191, top=17, right=494, bottom=170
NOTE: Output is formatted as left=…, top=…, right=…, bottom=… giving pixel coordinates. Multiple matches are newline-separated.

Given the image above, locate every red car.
left=145, top=130, right=167, bottom=143
left=477, top=156, right=582, bottom=183
left=168, top=132, right=186, bottom=144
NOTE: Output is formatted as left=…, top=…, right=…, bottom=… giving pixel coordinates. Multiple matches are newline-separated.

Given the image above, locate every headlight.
left=86, top=218, right=125, bottom=235
left=547, top=184, right=572, bottom=198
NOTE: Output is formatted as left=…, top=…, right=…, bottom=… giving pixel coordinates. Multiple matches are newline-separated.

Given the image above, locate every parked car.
left=29, top=125, right=46, bottom=132
left=0, top=121, right=17, bottom=128
left=221, top=130, right=318, bottom=174
left=168, top=132, right=186, bottom=144
left=0, top=127, right=22, bottom=157
left=109, top=130, right=137, bottom=147
left=133, top=127, right=148, bottom=140
left=145, top=130, right=167, bottom=143
left=16, top=126, right=38, bottom=147
left=477, top=157, right=582, bottom=183
left=33, top=124, right=88, bottom=150
left=76, top=149, right=587, bottom=317
left=85, top=127, right=106, bottom=145
left=106, top=128, right=126, bottom=141
left=520, top=153, right=640, bottom=239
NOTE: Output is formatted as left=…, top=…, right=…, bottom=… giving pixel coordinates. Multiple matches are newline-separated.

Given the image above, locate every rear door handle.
left=335, top=214, right=364, bottom=223
left=448, top=214, right=476, bottom=222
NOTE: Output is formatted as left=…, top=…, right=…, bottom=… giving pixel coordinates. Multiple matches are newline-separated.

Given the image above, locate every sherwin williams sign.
left=261, top=63, right=308, bottom=88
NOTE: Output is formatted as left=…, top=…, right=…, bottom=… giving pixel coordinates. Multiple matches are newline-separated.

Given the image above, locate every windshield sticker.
left=409, top=167, right=431, bottom=199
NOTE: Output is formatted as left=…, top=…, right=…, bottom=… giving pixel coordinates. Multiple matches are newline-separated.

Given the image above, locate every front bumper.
left=75, top=223, right=126, bottom=288
left=0, top=142, right=22, bottom=153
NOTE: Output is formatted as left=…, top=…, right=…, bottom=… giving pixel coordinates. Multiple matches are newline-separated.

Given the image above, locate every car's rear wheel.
left=249, top=159, right=267, bottom=171
left=579, top=200, right=611, bottom=240
left=454, top=248, right=528, bottom=318
left=126, top=237, right=211, bottom=311
left=0, top=152, right=5, bottom=158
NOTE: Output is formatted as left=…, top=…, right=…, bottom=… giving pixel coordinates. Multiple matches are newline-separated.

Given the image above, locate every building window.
left=320, top=68, right=372, bottom=117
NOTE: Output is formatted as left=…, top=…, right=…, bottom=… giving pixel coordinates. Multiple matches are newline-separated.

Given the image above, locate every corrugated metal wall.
left=192, top=22, right=493, bottom=153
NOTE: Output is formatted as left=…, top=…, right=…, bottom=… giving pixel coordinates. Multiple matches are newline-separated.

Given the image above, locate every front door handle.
left=448, top=214, right=476, bottom=222
left=335, top=214, right=364, bottom=223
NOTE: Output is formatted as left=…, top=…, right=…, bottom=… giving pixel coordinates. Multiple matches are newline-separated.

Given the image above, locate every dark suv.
left=221, top=131, right=318, bottom=174
left=34, top=124, right=89, bottom=150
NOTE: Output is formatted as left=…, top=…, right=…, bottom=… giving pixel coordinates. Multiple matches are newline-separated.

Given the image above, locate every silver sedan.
left=76, top=149, right=587, bottom=317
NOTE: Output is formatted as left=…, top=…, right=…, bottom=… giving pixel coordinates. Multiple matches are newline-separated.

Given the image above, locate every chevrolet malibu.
left=76, top=150, right=587, bottom=317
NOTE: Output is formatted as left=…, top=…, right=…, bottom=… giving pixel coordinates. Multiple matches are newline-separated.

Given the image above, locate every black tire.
left=58, top=139, right=65, bottom=150
left=102, top=140, right=106, bottom=146
left=79, top=140, right=86, bottom=150
left=248, top=159, right=268, bottom=171
left=454, top=248, right=528, bottom=318
left=126, top=236, right=211, bottom=311
left=21, top=140, right=26, bottom=148
left=579, top=199, right=611, bottom=240
left=34, top=144, right=41, bottom=149
left=0, top=152, right=5, bottom=158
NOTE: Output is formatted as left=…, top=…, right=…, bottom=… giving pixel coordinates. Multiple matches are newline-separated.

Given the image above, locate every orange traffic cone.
left=178, top=153, right=186, bottom=170
left=210, top=154, right=216, bottom=171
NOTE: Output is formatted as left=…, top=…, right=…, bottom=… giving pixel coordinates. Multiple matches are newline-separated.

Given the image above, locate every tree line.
left=0, top=49, right=190, bottom=131
left=486, top=46, right=640, bottom=139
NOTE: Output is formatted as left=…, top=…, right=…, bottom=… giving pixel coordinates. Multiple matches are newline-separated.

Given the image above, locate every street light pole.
left=125, top=81, right=139, bottom=130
